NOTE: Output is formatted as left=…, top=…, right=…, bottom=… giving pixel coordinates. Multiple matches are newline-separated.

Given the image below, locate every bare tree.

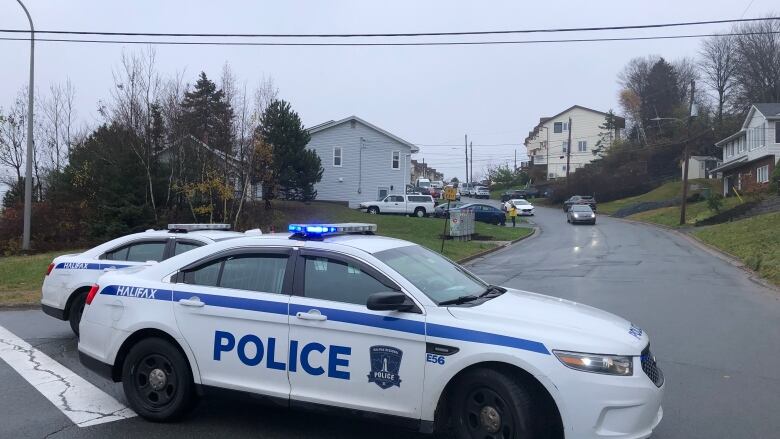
left=0, top=93, right=27, bottom=183
left=700, top=35, right=738, bottom=123
left=732, top=18, right=780, bottom=109
left=39, top=80, right=77, bottom=172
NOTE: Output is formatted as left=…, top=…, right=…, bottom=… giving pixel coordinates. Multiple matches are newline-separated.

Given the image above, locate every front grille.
left=641, top=345, right=664, bottom=387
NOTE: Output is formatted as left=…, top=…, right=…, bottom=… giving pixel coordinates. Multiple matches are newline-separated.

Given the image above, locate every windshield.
left=374, top=245, right=487, bottom=304
left=512, top=199, right=530, bottom=205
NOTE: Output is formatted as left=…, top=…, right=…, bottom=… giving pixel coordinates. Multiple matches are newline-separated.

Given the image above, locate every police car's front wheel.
left=450, top=368, right=532, bottom=439
left=122, top=338, right=197, bottom=421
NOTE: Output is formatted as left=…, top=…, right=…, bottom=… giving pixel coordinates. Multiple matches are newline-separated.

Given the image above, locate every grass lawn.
left=627, top=196, right=743, bottom=227
left=0, top=202, right=532, bottom=306
left=0, top=250, right=85, bottom=306
left=599, top=179, right=721, bottom=215
left=693, top=212, right=780, bottom=286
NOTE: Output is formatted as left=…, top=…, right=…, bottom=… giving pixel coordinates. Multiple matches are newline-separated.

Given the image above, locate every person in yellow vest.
left=508, top=202, right=517, bottom=227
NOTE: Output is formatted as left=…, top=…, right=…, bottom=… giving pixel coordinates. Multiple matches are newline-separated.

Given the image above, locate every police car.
left=78, top=223, right=663, bottom=439
left=41, top=224, right=253, bottom=335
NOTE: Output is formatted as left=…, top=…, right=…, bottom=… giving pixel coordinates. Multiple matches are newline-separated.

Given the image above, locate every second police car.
left=78, top=223, right=664, bottom=439
left=41, top=224, right=254, bottom=335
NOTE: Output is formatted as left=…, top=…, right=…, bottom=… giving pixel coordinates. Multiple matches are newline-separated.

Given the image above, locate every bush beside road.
left=599, top=178, right=720, bottom=215
left=0, top=201, right=532, bottom=306
left=693, top=212, right=780, bottom=287
left=626, top=196, right=743, bottom=227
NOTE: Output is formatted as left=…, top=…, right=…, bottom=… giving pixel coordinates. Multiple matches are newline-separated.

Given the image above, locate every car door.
left=288, top=249, right=426, bottom=420
left=385, top=195, right=404, bottom=214
left=172, top=248, right=294, bottom=398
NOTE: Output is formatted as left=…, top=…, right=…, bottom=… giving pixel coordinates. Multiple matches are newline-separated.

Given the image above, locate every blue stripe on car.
left=55, top=262, right=132, bottom=270
left=100, top=285, right=549, bottom=355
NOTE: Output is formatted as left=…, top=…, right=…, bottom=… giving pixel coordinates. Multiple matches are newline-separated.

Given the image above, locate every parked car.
left=460, top=183, right=476, bottom=197
left=509, top=198, right=535, bottom=216
left=567, top=204, right=597, bottom=224
left=501, top=189, right=526, bottom=202
left=474, top=186, right=490, bottom=199
left=563, top=195, right=597, bottom=212
left=456, top=203, right=506, bottom=225
left=358, top=194, right=435, bottom=217
left=433, top=200, right=467, bottom=218
left=428, top=186, right=441, bottom=199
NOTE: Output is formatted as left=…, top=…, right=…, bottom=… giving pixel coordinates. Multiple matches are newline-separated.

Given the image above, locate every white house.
left=710, top=103, right=780, bottom=196
left=682, top=156, right=721, bottom=180
left=307, top=116, right=418, bottom=207
left=524, top=105, right=624, bottom=179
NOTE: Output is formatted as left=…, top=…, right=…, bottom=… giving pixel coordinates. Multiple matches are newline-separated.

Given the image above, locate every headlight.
left=553, top=350, right=633, bottom=376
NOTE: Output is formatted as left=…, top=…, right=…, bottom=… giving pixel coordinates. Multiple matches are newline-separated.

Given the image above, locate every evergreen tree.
left=256, top=100, right=322, bottom=202
left=593, top=110, right=618, bottom=157
left=181, top=72, right=234, bottom=155
left=642, top=59, right=682, bottom=137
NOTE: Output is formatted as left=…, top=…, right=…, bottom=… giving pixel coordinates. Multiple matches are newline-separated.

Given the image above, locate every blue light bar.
left=288, top=223, right=377, bottom=237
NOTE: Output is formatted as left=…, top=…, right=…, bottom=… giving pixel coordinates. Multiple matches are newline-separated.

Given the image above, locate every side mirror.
left=366, top=292, right=416, bottom=312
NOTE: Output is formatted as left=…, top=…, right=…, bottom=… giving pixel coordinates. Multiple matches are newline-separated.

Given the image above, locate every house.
left=710, top=103, right=780, bottom=196
left=307, top=116, right=418, bottom=207
left=682, top=156, right=721, bottom=180
left=524, top=105, right=624, bottom=179
left=411, top=160, right=444, bottom=185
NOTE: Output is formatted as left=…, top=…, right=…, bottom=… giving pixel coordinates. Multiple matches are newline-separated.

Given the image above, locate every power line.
left=1, top=30, right=779, bottom=47
left=0, top=17, right=776, bottom=38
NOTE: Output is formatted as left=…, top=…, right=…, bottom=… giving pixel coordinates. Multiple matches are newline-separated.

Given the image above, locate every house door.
left=377, top=187, right=389, bottom=201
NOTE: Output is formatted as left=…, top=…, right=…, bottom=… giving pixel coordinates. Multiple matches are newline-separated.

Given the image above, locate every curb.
left=458, top=226, right=539, bottom=264
left=0, top=303, right=39, bottom=311
left=610, top=216, right=780, bottom=293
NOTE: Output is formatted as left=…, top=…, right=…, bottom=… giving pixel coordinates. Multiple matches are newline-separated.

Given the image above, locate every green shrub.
left=706, top=192, right=724, bottom=214
left=772, top=166, right=780, bottom=194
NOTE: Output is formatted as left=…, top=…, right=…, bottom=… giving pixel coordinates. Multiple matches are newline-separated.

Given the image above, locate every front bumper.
left=556, top=356, right=664, bottom=439
left=570, top=216, right=596, bottom=223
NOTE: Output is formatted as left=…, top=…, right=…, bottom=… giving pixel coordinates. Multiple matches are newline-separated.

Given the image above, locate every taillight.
left=45, top=263, right=55, bottom=276
left=85, top=284, right=100, bottom=305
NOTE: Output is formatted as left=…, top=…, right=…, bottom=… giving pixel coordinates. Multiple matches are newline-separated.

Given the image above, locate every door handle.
left=178, top=297, right=205, bottom=307
left=296, top=310, right=327, bottom=321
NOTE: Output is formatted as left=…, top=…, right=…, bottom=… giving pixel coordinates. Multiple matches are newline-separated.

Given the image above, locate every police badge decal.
left=367, top=345, right=403, bottom=389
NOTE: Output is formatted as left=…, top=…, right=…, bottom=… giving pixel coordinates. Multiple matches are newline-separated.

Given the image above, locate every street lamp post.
left=16, top=0, right=35, bottom=251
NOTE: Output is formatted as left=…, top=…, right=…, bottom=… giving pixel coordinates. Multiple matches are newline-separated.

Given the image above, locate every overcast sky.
left=0, top=0, right=775, bottom=181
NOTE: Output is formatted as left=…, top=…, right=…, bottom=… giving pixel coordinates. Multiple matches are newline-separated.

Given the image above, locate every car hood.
left=446, top=288, right=648, bottom=355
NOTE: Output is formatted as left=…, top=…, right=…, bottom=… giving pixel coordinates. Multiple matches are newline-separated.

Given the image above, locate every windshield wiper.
left=478, top=285, right=506, bottom=298
left=438, top=295, right=479, bottom=306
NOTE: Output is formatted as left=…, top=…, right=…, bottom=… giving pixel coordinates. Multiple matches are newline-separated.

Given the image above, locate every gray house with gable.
left=307, top=116, right=418, bottom=208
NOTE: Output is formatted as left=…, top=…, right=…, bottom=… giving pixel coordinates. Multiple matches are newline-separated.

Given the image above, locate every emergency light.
left=288, top=223, right=377, bottom=237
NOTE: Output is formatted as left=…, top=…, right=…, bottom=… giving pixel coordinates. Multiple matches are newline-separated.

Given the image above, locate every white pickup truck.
left=358, top=194, right=435, bottom=217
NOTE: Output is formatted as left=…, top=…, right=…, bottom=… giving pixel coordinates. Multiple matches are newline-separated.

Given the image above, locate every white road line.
left=0, top=325, right=136, bottom=427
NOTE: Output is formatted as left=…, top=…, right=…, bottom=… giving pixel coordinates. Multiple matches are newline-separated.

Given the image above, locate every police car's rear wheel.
left=451, top=369, right=532, bottom=439
left=122, top=338, right=196, bottom=421
left=68, top=291, right=87, bottom=336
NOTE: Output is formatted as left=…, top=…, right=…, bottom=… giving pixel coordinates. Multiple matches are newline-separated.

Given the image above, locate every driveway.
left=1, top=205, right=778, bottom=438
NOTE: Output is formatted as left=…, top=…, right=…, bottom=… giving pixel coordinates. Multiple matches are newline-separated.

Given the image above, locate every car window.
left=125, top=241, right=167, bottom=262
left=183, top=259, right=222, bottom=287
left=174, top=241, right=203, bottom=256
left=220, top=254, right=288, bottom=293
left=303, top=256, right=389, bottom=305
left=572, top=205, right=593, bottom=212
left=103, top=246, right=130, bottom=261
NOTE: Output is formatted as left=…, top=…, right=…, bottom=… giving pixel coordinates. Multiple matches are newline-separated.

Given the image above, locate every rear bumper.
left=41, top=303, right=66, bottom=320
left=78, top=350, right=114, bottom=381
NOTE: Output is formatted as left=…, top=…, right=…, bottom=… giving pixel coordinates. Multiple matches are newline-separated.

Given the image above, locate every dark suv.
left=563, top=195, right=597, bottom=212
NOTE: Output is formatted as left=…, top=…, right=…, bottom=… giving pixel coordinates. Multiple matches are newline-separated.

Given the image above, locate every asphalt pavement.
left=1, top=203, right=779, bottom=438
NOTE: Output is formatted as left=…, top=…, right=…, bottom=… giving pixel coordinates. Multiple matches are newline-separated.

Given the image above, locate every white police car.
left=78, top=223, right=663, bottom=438
left=41, top=224, right=251, bottom=335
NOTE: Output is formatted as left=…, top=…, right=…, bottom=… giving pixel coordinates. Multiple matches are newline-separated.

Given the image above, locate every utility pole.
left=565, top=117, right=573, bottom=182
left=464, top=134, right=468, bottom=185
left=17, top=0, right=34, bottom=252
left=469, top=141, right=473, bottom=185
left=514, top=149, right=517, bottom=172
left=680, top=79, right=695, bottom=226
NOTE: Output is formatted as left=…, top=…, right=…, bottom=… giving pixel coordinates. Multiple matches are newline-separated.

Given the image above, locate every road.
left=1, top=204, right=779, bottom=438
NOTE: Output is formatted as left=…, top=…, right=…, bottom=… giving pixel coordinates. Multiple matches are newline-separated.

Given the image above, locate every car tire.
left=448, top=368, right=533, bottom=439
left=414, top=208, right=426, bottom=218
left=122, top=337, right=198, bottom=422
left=367, top=206, right=379, bottom=215
left=68, top=290, right=88, bottom=336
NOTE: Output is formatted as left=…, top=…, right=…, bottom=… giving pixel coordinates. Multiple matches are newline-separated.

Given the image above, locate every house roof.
left=524, top=105, right=625, bottom=144
left=754, top=103, right=780, bottom=119
left=689, top=156, right=721, bottom=161
left=308, top=115, right=419, bottom=153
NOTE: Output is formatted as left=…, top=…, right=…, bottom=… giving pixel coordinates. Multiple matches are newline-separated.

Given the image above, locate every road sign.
left=443, top=186, right=458, bottom=201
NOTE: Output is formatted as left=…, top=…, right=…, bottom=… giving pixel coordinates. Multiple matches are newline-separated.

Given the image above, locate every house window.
left=578, top=140, right=587, bottom=152
left=562, top=141, right=569, bottom=153
left=759, top=123, right=766, bottom=148
left=738, top=137, right=745, bottom=154
left=757, top=165, right=769, bottom=183
left=775, top=122, right=780, bottom=143
left=562, top=165, right=567, bottom=171
left=553, top=122, right=563, bottom=133
left=333, top=146, right=342, bottom=167
left=391, top=151, right=400, bottom=170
